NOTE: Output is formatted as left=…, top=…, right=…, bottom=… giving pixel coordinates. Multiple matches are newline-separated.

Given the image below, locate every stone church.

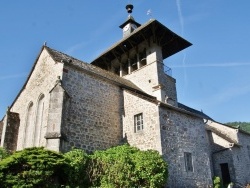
left=1, top=4, right=250, bottom=188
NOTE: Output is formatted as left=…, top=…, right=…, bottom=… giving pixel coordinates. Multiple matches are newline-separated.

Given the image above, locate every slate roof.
left=91, top=19, right=192, bottom=67
left=45, top=47, right=216, bottom=120
left=178, top=103, right=213, bottom=120
left=47, top=47, right=219, bottom=121
left=45, top=46, right=146, bottom=94
left=3, top=45, right=212, bottom=122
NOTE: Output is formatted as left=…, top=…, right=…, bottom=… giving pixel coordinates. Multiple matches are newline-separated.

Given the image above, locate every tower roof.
left=119, top=15, right=141, bottom=29
left=91, top=19, right=192, bottom=66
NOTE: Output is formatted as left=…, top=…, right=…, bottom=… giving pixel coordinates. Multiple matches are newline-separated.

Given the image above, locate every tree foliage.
left=88, top=144, right=168, bottom=187
left=226, top=122, right=250, bottom=133
left=0, top=145, right=168, bottom=188
left=0, top=147, right=9, bottom=161
left=63, top=148, right=90, bottom=187
left=213, top=176, right=222, bottom=188
left=0, top=147, right=65, bottom=188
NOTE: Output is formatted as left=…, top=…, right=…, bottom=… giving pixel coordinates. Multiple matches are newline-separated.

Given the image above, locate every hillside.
left=226, top=122, right=250, bottom=133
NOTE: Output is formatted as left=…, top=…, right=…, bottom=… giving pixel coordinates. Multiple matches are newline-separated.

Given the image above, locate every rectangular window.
left=184, top=152, right=193, bottom=172
left=134, top=113, right=143, bottom=132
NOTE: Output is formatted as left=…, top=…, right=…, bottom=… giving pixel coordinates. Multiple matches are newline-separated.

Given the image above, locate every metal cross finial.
left=147, top=9, right=153, bottom=19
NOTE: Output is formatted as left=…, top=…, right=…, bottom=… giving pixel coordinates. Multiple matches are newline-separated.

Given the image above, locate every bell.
left=126, top=4, right=133, bottom=14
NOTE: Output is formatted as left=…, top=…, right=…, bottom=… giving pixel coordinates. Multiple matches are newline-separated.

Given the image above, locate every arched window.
left=34, top=94, right=45, bottom=147
left=24, top=102, right=34, bottom=148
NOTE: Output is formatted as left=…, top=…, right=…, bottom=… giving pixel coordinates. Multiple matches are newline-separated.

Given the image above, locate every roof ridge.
left=178, top=102, right=213, bottom=120
left=44, top=46, right=87, bottom=63
left=44, top=46, right=144, bottom=93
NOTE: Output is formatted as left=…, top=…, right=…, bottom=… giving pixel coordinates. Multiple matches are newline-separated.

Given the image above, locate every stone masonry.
left=159, top=107, right=213, bottom=187
left=1, top=112, right=20, bottom=152
left=10, top=49, right=64, bottom=150
left=122, top=89, right=162, bottom=152
left=60, top=64, right=123, bottom=152
left=1, top=9, right=250, bottom=188
left=207, top=121, right=250, bottom=186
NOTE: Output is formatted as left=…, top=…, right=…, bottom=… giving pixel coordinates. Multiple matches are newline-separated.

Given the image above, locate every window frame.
left=134, top=113, right=143, bottom=133
left=34, top=94, right=45, bottom=147
left=24, top=102, right=34, bottom=148
left=184, top=152, right=194, bottom=172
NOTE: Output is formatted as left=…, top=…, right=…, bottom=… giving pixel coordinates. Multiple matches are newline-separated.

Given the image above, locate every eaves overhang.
left=119, top=17, right=141, bottom=28
left=91, top=19, right=192, bottom=66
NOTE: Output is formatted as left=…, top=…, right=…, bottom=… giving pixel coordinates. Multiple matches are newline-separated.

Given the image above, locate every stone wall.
left=159, top=107, right=213, bottom=188
left=2, top=112, right=20, bottom=151
left=212, top=149, right=235, bottom=185
left=124, top=61, right=159, bottom=98
left=123, top=46, right=177, bottom=104
left=158, top=69, right=177, bottom=103
left=122, top=90, right=162, bottom=153
left=208, top=122, right=250, bottom=186
left=232, top=133, right=250, bottom=185
left=45, top=81, right=67, bottom=152
left=11, top=49, right=64, bottom=150
left=61, top=64, right=123, bottom=153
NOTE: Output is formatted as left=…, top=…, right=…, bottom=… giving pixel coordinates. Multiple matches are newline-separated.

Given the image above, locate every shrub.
left=0, top=147, right=65, bottom=188
left=0, top=147, right=9, bottom=161
left=88, top=144, right=168, bottom=187
left=63, top=148, right=89, bottom=187
left=132, top=149, right=168, bottom=187
left=0, top=145, right=168, bottom=187
left=213, top=176, right=222, bottom=188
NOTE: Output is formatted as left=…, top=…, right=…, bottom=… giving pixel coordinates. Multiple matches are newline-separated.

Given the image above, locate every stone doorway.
left=220, top=163, right=231, bottom=186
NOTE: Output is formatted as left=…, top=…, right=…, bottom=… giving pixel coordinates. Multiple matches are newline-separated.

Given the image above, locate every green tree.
left=226, top=122, right=250, bottom=133
left=0, top=147, right=65, bottom=188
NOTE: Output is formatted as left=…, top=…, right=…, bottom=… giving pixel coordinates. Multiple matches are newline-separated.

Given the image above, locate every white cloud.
left=0, top=73, right=27, bottom=80
left=197, top=83, right=250, bottom=109
left=65, top=42, right=89, bottom=55
left=171, top=62, right=250, bottom=68
left=176, top=0, right=184, bottom=36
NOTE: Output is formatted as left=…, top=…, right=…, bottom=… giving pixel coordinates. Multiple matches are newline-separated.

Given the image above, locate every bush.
left=213, top=176, right=222, bottom=188
left=88, top=144, right=168, bottom=187
left=0, top=145, right=168, bottom=187
left=0, top=147, right=9, bottom=160
left=133, top=149, right=168, bottom=187
left=0, top=147, right=65, bottom=188
left=63, top=148, right=89, bottom=187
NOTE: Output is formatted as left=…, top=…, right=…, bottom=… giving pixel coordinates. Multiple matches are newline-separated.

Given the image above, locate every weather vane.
left=147, top=9, right=153, bottom=19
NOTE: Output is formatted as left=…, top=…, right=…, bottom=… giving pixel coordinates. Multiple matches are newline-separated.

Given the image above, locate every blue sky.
left=0, top=1, right=250, bottom=123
